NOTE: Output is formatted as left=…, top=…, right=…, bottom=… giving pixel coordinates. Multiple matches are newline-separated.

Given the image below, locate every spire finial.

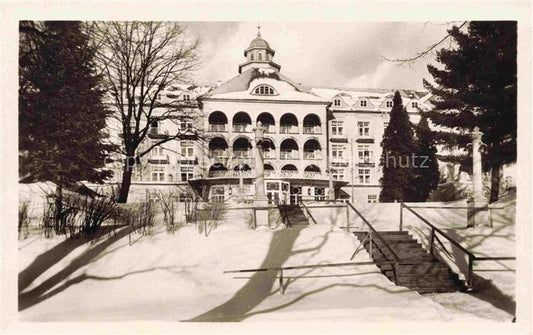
left=257, top=25, right=261, bottom=38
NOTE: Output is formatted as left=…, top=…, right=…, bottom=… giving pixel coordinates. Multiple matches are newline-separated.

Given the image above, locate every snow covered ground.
left=18, top=204, right=515, bottom=322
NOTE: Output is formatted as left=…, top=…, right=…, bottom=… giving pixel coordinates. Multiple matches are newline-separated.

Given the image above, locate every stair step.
left=352, top=228, right=465, bottom=293
left=380, top=263, right=448, bottom=275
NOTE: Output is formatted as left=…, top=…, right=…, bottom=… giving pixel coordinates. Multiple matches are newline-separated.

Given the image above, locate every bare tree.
left=93, top=22, right=200, bottom=203
left=382, top=21, right=468, bottom=65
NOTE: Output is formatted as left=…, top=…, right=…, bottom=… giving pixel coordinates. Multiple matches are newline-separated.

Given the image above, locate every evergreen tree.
left=379, top=91, right=418, bottom=202
left=424, top=21, right=516, bottom=203
left=413, top=114, right=440, bottom=201
left=19, top=22, right=115, bottom=191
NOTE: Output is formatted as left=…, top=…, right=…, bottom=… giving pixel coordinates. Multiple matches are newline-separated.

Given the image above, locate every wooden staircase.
left=353, top=231, right=466, bottom=294
left=278, top=204, right=309, bottom=226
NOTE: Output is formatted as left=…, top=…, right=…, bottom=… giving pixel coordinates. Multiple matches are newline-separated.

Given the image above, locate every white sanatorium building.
left=108, top=30, right=432, bottom=204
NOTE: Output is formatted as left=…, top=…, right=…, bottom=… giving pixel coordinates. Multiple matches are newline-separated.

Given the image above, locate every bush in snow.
left=196, top=202, right=226, bottom=237
left=18, top=200, right=31, bottom=239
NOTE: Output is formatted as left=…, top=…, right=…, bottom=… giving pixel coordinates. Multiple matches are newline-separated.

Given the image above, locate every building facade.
left=111, top=30, right=431, bottom=204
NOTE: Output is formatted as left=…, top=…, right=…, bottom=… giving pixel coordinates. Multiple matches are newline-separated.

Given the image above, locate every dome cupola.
left=239, top=27, right=281, bottom=74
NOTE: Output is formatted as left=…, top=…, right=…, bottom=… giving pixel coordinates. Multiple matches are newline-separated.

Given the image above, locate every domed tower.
left=238, top=27, right=281, bottom=74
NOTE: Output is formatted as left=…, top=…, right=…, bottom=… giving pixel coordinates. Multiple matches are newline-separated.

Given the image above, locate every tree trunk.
left=55, top=184, right=63, bottom=234
left=489, top=163, right=502, bottom=204
left=118, top=167, right=133, bottom=203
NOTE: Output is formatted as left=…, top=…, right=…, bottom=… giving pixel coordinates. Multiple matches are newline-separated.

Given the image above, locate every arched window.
left=252, top=84, right=277, bottom=96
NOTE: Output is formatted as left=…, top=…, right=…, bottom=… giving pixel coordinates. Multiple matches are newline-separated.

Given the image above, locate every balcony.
left=303, top=151, right=322, bottom=160
left=280, top=151, right=298, bottom=160
left=209, top=124, right=227, bottom=132
left=233, top=150, right=251, bottom=159
left=233, top=123, right=250, bottom=133
left=210, top=149, right=228, bottom=159
left=280, top=170, right=298, bottom=177
left=303, top=126, right=322, bottom=135
left=147, top=154, right=169, bottom=164
left=303, top=171, right=322, bottom=179
left=279, top=125, right=299, bottom=134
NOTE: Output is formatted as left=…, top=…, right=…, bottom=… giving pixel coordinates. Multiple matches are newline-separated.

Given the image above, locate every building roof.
left=249, top=36, right=271, bottom=49
left=201, top=68, right=328, bottom=103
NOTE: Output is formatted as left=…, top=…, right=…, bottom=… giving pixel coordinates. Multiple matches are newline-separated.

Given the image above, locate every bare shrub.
left=196, top=202, right=226, bottom=237
left=153, top=191, right=180, bottom=233
left=18, top=200, right=31, bottom=239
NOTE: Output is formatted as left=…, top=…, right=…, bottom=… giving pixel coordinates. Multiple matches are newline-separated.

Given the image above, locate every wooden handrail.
left=346, top=202, right=401, bottom=264
left=298, top=200, right=318, bottom=225
left=224, top=260, right=394, bottom=274
left=401, top=203, right=475, bottom=258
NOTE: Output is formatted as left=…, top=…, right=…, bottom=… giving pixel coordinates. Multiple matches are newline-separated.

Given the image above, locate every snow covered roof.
left=309, top=87, right=429, bottom=111
left=201, top=68, right=328, bottom=103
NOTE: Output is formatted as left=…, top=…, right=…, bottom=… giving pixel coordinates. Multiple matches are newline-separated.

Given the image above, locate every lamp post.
left=253, top=121, right=268, bottom=206
left=235, top=162, right=245, bottom=202
left=326, top=164, right=335, bottom=203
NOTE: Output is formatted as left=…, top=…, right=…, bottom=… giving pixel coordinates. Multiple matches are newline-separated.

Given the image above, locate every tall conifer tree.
left=19, top=21, right=115, bottom=197
left=379, top=91, right=418, bottom=202
left=424, top=21, right=517, bottom=202
left=413, top=114, right=440, bottom=201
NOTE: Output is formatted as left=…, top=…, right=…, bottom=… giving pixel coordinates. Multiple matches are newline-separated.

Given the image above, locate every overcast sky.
left=184, top=22, right=455, bottom=91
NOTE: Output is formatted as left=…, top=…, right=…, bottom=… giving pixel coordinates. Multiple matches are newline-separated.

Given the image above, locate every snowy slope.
left=18, top=220, right=509, bottom=322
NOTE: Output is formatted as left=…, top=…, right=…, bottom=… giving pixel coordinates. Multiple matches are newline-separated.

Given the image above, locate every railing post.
left=346, top=205, right=349, bottom=229
left=429, top=228, right=435, bottom=257
left=467, top=255, right=474, bottom=289
left=394, top=261, right=399, bottom=285
left=279, top=269, right=284, bottom=295
left=399, top=203, right=403, bottom=231
left=489, top=208, right=493, bottom=228
left=369, top=231, right=373, bottom=261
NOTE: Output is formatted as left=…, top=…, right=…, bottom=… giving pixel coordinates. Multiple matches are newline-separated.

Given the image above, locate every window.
left=360, top=100, right=367, bottom=107
left=183, top=94, right=191, bottom=102
left=180, top=116, right=193, bottom=131
left=333, top=98, right=341, bottom=106
left=151, top=165, right=165, bottom=182
left=211, top=186, right=225, bottom=203
left=386, top=100, right=393, bottom=108
left=331, top=120, right=344, bottom=135
left=368, top=195, right=378, bottom=203
left=251, top=53, right=254, bottom=61
left=152, top=146, right=164, bottom=156
left=412, top=101, right=418, bottom=108
left=258, top=53, right=263, bottom=61
left=181, top=141, right=194, bottom=158
left=332, top=168, right=345, bottom=181
left=252, top=84, right=276, bottom=95
left=358, top=145, right=373, bottom=164
left=383, top=122, right=389, bottom=130
left=180, top=166, right=194, bottom=181
left=332, top=144, right=344, bottom=161
left=358, top=169, right=371, bottom=184
left=358, top=121, right=370, bottom=137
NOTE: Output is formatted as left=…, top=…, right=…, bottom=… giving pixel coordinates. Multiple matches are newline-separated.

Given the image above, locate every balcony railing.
left=303, top=171, right=322, bottom=179
left=210, top=149, right=228, bottom=159
left=280, top=151, right=298, bottom=160
left=303, top=151, right=322, bottom=160
left=209, top=124, right=227, bottom=132
left=233, top=124, right=250, bottom=133
left=280, top=125, right=298, bottom=134
left=303, top=126, right=322, bottom=134
left=263, top=150, right=275, bottom=159
left=204, top=169, right=325, bottom=180
left=233, top=150, right=251, bottom=158
left=280, top=170, right=298, bottom=177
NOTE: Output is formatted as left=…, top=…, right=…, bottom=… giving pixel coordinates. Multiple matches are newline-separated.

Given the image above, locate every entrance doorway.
left=290, top=186, right=302, bottom=205
left=266, top=181, right=290, bottom=204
